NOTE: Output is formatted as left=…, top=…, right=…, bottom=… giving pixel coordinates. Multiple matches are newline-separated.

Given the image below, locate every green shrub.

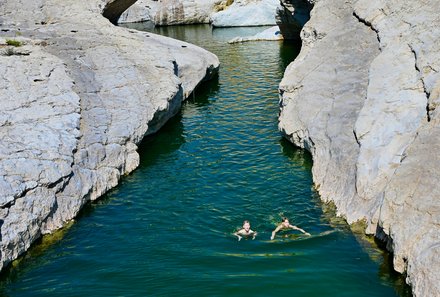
left=6, top=39, right=22, bottom=47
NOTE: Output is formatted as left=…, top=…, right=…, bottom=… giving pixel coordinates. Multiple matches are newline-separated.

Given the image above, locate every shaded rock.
left=276, top=0, right=313, bottom=40
left=103, top=0, right=138, bottom=24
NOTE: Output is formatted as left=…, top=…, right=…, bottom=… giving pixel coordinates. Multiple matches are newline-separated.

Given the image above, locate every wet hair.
left=282, top=217, right=289, bottom=222
left=243, top=220, right=250, bottom=225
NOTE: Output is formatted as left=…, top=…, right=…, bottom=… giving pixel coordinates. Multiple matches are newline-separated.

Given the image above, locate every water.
left=0, top=25, right=410, bottom=297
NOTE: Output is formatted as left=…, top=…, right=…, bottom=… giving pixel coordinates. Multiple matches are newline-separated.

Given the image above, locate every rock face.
left=278, top=0, right=440, bottom=296
left=118, top=0, right=218, bottom=24
left=103, top=0, right=138, bottom=24
left=119, top=0, right=281, bottom=27
left=0, top=0, right=219, bottom=272
left=276, top=0, right=313, bottom=40
left=211, top=0, right=281, bottom=27
left=228, top=25, right=283, bottom=43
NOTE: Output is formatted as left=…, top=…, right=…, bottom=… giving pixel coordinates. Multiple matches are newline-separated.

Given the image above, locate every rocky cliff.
left=278, top=0, right=440, bottom=296
left=118, top=0, right=218, bottom=25
left=0, top=0, right=219, bottom=271
left=118, top=0, right=280, bottom=27
left=275, top=0, right=313, bottom=40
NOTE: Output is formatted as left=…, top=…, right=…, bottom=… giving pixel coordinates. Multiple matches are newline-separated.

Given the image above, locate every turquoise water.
left=0, top=25, right=410, bottom=297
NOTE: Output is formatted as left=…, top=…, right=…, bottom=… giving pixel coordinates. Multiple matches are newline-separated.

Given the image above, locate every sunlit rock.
left=0, top=0, right=219, bottom=272
left=278, top=0, right=440, bottom=296
left=119, top=0, right=218, bottom=25
left=211, top=0, right=281, bottom=27
left=228, top=26, right=283, bottom=43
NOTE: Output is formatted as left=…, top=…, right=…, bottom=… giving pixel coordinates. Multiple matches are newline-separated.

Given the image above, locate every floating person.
left=234, top=220, right=257, bottom=241
left=270, top=217, right=311, bottom=240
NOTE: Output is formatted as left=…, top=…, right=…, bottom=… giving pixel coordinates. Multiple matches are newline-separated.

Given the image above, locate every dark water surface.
left=0, top=25, right=410, bottom=297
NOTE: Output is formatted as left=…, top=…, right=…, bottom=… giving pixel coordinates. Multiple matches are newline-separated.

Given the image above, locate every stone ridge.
left=278, top=0, right=440, bottom=296
left=0, top=0, right=219, bottom=272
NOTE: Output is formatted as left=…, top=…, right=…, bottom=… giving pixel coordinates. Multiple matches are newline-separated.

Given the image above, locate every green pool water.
left=0, top=25, right=411, bottom=297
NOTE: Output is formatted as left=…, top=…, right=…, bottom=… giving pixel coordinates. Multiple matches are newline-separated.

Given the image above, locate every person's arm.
left=234, top=230, right=243, bottom=241
left=251, top=230, right=257, bottom=240
left=270, top=225, right=282, bottom=240
left=290, top=225, right=311, bottom=236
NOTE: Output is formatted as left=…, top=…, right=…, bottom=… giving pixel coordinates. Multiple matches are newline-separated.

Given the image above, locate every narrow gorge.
left=0, top=0, right=439, bottom=296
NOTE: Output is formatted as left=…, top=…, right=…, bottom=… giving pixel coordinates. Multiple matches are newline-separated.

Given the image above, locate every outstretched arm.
left=270, top=225, right=282, bottom=240
left=290, top=225, right=311, bottom=236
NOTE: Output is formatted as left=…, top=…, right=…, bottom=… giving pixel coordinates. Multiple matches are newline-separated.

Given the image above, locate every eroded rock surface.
left=211, top=0, right=280, bottom=27
left=228, top=26, right=283, bottom=43
left=119, top=0, right=281, bottom=27
left=119, top=0, right=218, bottom=24
left=279, top=0, right=440, bottom=295
left=276, top=0, right=313, bottom=40
left=0, top=0, right=219, bottom=271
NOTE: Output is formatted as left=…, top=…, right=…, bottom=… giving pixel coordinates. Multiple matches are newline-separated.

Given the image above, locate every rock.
left=228, top=25, right=283, bottom=43
left=278, top=0, right=440, bottom=296
left=118, top=0, right=218, bottom=25
left=103, top=0, right=138, bottom=24
left=0, top=0, right=219, bottom=272
left=211, top=0, right=281, bottom=27
left=119, top=0, right=280, bottom=27
left=118, top=1, right=153, bottom=23
left=276, top=0, right=313, bottom=40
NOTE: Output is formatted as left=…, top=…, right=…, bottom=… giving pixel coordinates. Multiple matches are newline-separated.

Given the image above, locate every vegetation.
left=214, top=0, right=235, bottom=12
left=5, top=39, right=22, bottom=47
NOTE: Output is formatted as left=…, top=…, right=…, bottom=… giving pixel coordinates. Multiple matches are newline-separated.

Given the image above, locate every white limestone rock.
left=211, top=0, right=281, bottom=27
left=118, top=0, right=153, bottom=23
left=279, top=0, right=440, bottom=296
left=0, top=0, right=219, bottom=272
left=119, top=0, right=218, bottom=25
left=228, top=25, right=283, bottom=43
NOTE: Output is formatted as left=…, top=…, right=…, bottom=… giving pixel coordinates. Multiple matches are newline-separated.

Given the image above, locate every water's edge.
left=0, top=24, right=411, bottom=297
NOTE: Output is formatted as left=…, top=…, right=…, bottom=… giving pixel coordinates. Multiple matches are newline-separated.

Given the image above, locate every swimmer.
left=270, top=217, right=311, bottom=240
left=234, top=220, right=257, bottom=241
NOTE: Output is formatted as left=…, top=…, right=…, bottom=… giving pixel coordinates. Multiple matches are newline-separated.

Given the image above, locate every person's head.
left=243, top=220, right=251, bottom=231
left=282, top=217, right=290, bottom=227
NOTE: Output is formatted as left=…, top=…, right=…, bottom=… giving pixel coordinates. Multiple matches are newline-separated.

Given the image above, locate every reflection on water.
left=0, top=24, right=410, bottom=297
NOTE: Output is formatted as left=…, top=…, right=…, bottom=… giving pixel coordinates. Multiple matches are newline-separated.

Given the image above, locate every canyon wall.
left=118, top=0, right=218, bottom=25
left=0, top=0, right=219, bottom=271
left=278, top=0, right=440, bottom=296
left=275, top=0, right=313, bottom=40
left=119, top=0, right=280, bottom=27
